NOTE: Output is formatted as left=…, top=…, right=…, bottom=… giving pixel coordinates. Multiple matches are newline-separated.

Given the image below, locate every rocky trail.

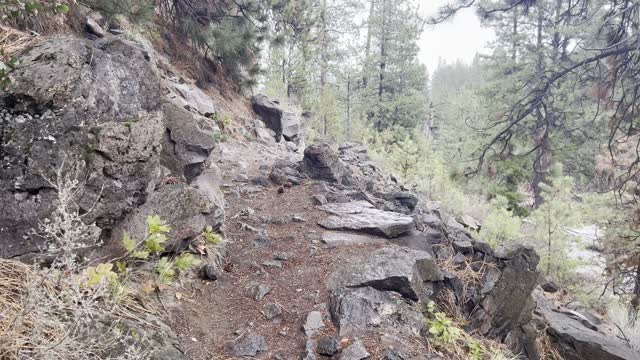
left=2, top=30, right=640, bottom=360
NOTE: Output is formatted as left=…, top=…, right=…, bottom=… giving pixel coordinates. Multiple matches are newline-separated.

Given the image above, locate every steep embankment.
left=1, top=24, right=639, bottom=360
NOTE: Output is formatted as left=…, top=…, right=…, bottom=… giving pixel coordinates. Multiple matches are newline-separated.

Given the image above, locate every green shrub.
left=80, top=0, right=155, bottom=24
left=476, top=197, right=522, bottom=247
left=122, top=215, right=171, bottom=259
left=153, top=257, right=175, bottom=284
left=174, top=253, right=201, bottom=272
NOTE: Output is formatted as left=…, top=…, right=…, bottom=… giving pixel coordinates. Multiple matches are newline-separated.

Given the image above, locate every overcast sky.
left=417, top=1, right=495, bottom=74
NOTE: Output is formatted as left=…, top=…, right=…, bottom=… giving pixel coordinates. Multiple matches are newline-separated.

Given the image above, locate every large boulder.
left=469, top=247, right=541, bottom=350
left=328, top=246, right=443, bottom=302
left=301, top=143, right=351, bottom=184
left=161, top=103, right=219, bottom=179
left=191, top=167, right=225, bottom=231
left=251, top=94, right=283, bottom=142
left=533, top=289, right=640, bottom=360
left=281, top=111, right=302, bottom=142
left=166, top=81, right=217, bottom=116
left=111, top=184, right=212, bottom=251
left=0, top=35, right=163, bottom=258
left=318, top=201, right=415, bottom=238
left=329, top=287, right=425, bottom=337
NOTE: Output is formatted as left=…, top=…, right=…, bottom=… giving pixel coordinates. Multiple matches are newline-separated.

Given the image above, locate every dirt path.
left=165, top=141, right=390, bottom=359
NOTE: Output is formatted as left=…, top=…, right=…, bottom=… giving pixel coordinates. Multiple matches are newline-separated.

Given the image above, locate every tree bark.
left=363, top=0, right=376, bottom=87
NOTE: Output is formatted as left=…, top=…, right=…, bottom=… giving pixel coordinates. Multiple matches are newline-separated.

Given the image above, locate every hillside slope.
left=1, top=21, right=639, bottom=360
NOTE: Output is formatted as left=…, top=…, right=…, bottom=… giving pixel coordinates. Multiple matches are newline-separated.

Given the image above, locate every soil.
left=165, top=141, right=415, bottom=359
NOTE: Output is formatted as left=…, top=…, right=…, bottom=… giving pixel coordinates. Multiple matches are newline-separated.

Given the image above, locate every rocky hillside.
left=1, top=24, right=639, bottom=360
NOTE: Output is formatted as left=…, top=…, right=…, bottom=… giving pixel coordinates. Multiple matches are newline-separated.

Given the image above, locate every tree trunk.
left=532, top=3, right=552, bottom=208
left=363, top=0, right=376, bottom=87
left=346, top=73, right=351, bottom=139
left=512, top=7, right=518, bottom=62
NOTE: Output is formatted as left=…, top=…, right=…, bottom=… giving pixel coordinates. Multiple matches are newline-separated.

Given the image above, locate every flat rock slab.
left=389, top=230, right=438, bottom=255
left=322, top=231, right=387, bottom=246
left=318, top=202, right=414, bottom=238
left=328, top=246, right=443, bottom=301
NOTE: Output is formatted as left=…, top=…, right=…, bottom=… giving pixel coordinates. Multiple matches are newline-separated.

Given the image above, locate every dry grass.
left=0, top=260, right=35, bottom=356
left=0, top=25, right=39, bottom=56
left=535, top=328, right=564, bottom=360
left=0, top=258, right=161, bottom=359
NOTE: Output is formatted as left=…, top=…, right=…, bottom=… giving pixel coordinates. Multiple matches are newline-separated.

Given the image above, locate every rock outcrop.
left=251, top=94, right=303, bottom=143
left=0, top=35, right=164, bottom=258
left=161, top=103, right=219, bottom=179
left=301, top=143, right=351, bottom=184
left=318, top=201, right=415, bottom=238
left=328, top=245, right=443, bottom=301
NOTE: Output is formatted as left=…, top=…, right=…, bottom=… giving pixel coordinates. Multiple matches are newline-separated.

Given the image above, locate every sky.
left=417, top=0, right=495, bottom=74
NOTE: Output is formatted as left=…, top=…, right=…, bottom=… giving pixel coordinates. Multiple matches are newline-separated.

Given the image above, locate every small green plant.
left=202, top=225, right=222, bottom=245
left=80, top=0, right=154, bottom=24
left=425, top=301, right=463, bottom=346
left=468, top=340, right=484, bottom=360
left=212, top=131, right=230, bottom=143
left=174, top=253, right=201, bottom=272
left=122, top=215, right=171, bottom=259
left=0, top=50, right=18, bottom=90
left=209, top=113, right=233, bottom=129
left=154, top=257, right=175, bottom=284
left=84, top=263, right=118, bottom=288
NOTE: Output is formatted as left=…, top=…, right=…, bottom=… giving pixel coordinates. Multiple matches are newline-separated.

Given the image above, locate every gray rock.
left=390, top=230, right=436, bottom=255
left=317, top=337, right=340, bottom=356
left=302, top=339, right=317, bottom=360
left=251, top=176, right=271, bottom=187
left=1, top=35, right=163, bottom=258
left=434, top=246, right=453, bottom=260
left=263, top=303, right=282, bottom=320
left=470, top=247, right=540, bottom=341
left=199, top=264, right=220, bottom=281
left=292, top=215, right=307, bottom=223
left=302, top=143, right=350, bottom=184
left=247, top=283, right=271, bottom=301
left=263, top=260, right=283, bottom=268
left=318, top=202, right=415, bottom=238
left=382, top=191, right=419, bottom=213
left=472, top=240, right=494, bottom=256
left=452, top=240, right=474, bottom=254
left=340, top=340, right=370, bottom=360
left=111, top=184, right=211, bottom=251
left=456, top=214, right=480, bottom=230
left=167, top=82, right=217, bottom=116
left=273, top=252, right=291, bottom=261
left=303, top=311, right=325, bottom=336
left=254, top=126, right=276, bottom=144
left=191, top=167, right=225, bottom=231
left=321, top=231, right=387, bottom=246
left=328, top=246, right=443, bottom=301
left=539, top=304, right=640, bottom=360
left=542, top=278, right=560, bottom=293
left=251, top=94, right=283, bottom=142
left=86, top=17, right=105, bottom=37
left=329, top=287, right=425, bottom=337
left=286, top=140, right=299, bottom=152
left=161, top=103, right=218, bottom=179
left=254, top=230, right=272, bottom=247
left=281, top=111, right=302, bottom=142
left=452, top=252, right=466, bottom=264
left=228, top=334, right=268, bottom=357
